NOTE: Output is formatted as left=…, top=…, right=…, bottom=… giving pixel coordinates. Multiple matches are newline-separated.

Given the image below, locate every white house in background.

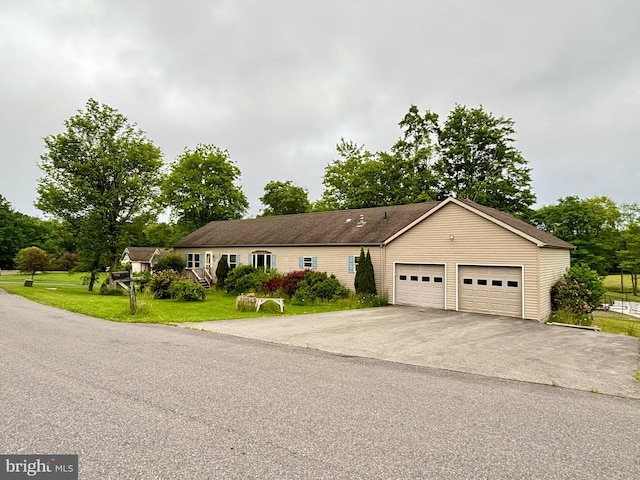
left=172, top=197, right=574, bottom=321
left=121, top=247, right=167, bottom=273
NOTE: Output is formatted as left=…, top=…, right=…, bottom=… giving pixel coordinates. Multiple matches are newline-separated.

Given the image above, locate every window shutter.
left=312, top=257, right=317, bottom=269
left=271, top=254, right=276, bottom=269
left=299, top=257, right=304, bottom=268
left=348, top=256, right=355, bottom=273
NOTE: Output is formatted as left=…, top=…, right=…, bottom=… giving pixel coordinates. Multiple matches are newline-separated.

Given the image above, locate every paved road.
left=1, top=291, right=640, bottom=479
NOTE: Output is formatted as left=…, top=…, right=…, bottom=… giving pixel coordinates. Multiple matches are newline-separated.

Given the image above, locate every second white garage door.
left=395, top=264, right=445, bottom=308
left=458, top=266, right=523, bottom=318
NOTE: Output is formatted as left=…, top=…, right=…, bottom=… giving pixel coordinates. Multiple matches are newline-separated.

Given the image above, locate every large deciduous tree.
left=320, top=104, right=534, bottom=216
left=36, top=98, right=163, bottom=290
left=260, top=180, right=311, bottom=216
left=432, top=105, right=536, bottom=217
left=532, top=196, right=621, bottom=275
left=162, top=144, right=248, bottom=230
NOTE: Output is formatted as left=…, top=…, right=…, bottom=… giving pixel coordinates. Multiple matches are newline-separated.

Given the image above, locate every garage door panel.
left=458, top=266, right=522, bottom=318
left=396, top=264, right=444, bottom=309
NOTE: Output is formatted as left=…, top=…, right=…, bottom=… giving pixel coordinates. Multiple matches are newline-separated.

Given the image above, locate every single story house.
left=173, top=197, right=574, bottom=321
left=121, top=247, right=168, bottom=273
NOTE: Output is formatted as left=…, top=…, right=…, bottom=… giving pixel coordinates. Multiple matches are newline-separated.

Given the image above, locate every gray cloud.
left=1, top=0, right=638, bottom=218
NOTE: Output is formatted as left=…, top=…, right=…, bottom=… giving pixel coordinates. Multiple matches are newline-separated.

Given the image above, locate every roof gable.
left=123, top=247, right=160, bottom=262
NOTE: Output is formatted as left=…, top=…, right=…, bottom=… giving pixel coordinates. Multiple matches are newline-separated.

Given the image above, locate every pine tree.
left=364, top=249, right=377, bottom=295
left=215, top=255, right=230, bottom=289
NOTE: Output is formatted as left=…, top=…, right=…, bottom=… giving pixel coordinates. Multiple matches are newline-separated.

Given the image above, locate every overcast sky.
left=1, top=0, right=638, bottom=218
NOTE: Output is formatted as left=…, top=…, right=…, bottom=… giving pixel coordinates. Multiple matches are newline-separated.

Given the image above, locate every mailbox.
left=110, top=271, right=131, bottom=281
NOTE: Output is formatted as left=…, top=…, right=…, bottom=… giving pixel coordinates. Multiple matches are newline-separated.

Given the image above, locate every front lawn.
left=592, top=310, right=640, bottom=338
left=602, top=274, right=640, bottom=303
left=0, top=271, right=378, bottom=324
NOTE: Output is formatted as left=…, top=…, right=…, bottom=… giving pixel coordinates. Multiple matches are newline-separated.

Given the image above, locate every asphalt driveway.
left=182, top=306, right=640, bottom=398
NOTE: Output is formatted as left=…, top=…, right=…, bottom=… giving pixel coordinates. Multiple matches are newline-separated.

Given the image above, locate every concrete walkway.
left=181, top=306, right=640, bottom=399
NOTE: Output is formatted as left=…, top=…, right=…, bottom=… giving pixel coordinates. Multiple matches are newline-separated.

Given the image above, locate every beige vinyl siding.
left=173, top=246, right=383, bottom=292
left=383, top=202, right=541, bottom=319
left=537, top=248, right=571, bottom=320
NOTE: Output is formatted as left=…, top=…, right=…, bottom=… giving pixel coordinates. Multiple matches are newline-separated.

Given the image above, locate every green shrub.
left=224, top=265, right=278, bottom=295
left=149, top=269, right=182, bottom=299
left=154, top=253, right=186, bottom=273
left=293, top=271, right=349, bottom=303
left=551, top=264, right=604, bottom=315
left=169, top=279, right=207, bottom=301
left=215, top=255, right=231, bottom=289
left=134, top=271, right=152, bottom=292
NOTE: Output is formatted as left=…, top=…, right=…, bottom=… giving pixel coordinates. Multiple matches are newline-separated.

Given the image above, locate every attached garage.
left=458, top=266, right=523, bottom=317
left=395, top=264, right=445, bottom=309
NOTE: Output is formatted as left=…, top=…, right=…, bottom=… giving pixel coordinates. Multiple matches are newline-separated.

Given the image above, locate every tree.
left=532, top=196, right=621, bottom=275
left=215, top=255, right=230, bottom=289
left=142, top=222, right=189, bottom=248
left=389, top=105, right=439, bottom=202
left=260, top=181, right=311, bottom=216
left=618, top=222, right=640, bottom=295
left=355, top=248, right=377, bottom=295
left=154, top=253, right=186, bottom=273
left=15, top=247, right=50, bottom=279
left=320, top=140, right=413, bottom=210
left=36, top=98, right=163, bottom=290
left=320, top=104, right=534, bottom=214
left=432, top=105, right=536, bottom=217
left=162, top=144, right=248, bottom=230
left=0, top=195, right=23, bottom=269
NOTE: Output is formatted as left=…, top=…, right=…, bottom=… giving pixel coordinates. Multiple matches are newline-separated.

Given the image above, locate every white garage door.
left=395, top=264, right=445, bottom=309
left=458, top=266, right=522, bottom=318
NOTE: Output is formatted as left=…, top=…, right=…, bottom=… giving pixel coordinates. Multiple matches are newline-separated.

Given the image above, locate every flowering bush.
left=550, top=264, right=604, bottom=324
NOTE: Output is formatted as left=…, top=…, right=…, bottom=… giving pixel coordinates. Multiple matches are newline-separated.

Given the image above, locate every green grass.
left=0, top=271, right=381, bottom=324
left=592, top=310, right=640, bottom=338
left=602, top=274, right=640, bottom=302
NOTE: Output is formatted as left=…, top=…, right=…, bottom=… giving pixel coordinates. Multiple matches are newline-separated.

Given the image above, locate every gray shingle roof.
left=173, top=198, right=574, bottom=250
left=174, top=203, right=438, bottom=247
left=124, top=247, right=160, bottom=262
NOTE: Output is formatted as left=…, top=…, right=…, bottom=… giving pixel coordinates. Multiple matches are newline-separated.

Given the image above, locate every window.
left=477, top=279, right=487, bottom=286
left=300, top=257, right=318, bottom=269
left=399, top=275, right=407, bottom=281
left=434, top=277, right=443, bottom=283
left=507, top=281, right=519, bottom=288
left=186, top=253, right=201, bottom=268
left=492, top=280, right=503, bottom=287
left=410, top=275, right=418, bottom=281
left=421, top=276, right=430, bottom=282
left=221, top=254, right=238, bottom=269
left=252, top=252, right=274, bottom=269
left=348, top=255, right=359, bottom=273
left=463, top=278, right=473, bottom=285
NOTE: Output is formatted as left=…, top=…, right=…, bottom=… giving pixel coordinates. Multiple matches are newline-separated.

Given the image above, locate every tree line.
left=0, top=99, right=637, bottom=294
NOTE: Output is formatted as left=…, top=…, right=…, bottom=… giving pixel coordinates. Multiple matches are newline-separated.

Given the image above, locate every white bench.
left=255, top=297, right=285, bottom=312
